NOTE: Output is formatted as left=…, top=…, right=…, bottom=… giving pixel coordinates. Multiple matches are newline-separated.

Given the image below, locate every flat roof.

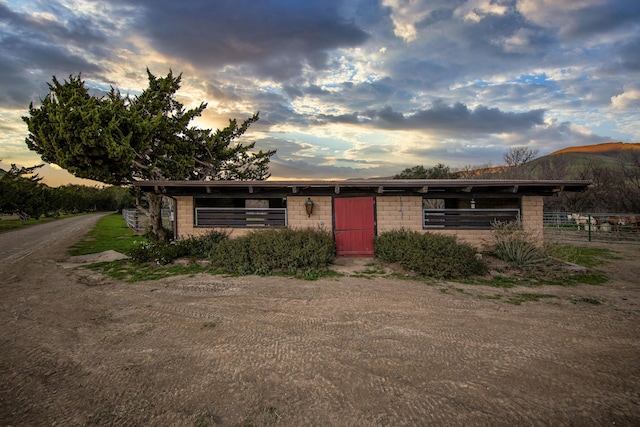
left=133, top=179, right=591, bottom=197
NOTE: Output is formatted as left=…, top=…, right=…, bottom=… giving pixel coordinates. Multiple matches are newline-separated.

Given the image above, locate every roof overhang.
left=132, top=179, right=592, bottom=198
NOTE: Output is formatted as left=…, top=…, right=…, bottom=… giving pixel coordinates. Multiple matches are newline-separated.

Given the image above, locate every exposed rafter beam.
left=512, top=185, right=519, bottom=193
left=248, top=186, right=254, bottom=194
left=206, top=186, right=212, bottom=194
left=462, top=186, right=473, bottom=192
left=419, top=186, right=429, bottom=193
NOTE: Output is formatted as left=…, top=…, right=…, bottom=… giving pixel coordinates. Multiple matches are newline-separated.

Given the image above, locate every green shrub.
left=375, top=229, right=487, bottom=279
left=492, top=220, right=546, bottom=268
left=177, top=231, right=229, bottom=258
left=210, top=228, right=335, bottom=275
left=127, top=239, right=190, bottom=265
left=127, top=231, right=229, bottom=265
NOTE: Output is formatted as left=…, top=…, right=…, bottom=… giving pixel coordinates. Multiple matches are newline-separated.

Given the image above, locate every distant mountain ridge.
left=456, top=141, right=640, bottom=181
left=551, top=142, right=640, bottom=156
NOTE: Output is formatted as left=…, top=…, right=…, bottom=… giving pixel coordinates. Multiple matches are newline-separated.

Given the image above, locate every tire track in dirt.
left=2, top=233, right=640, bottom=425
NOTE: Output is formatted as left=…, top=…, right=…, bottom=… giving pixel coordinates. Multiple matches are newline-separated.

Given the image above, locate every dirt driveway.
left=1, top=215, right=639, bottom=426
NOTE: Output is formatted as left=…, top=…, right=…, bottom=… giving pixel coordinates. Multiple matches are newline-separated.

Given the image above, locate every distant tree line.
left=0, top=163, right=134, bottom=222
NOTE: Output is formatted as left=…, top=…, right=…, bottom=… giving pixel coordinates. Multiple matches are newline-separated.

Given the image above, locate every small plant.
left=201, top=321, right=217, bottom=329
left=375, top=229, right=487, bottom=279
left=210, top=228, right=335, bottom=275
left=127, top=239, right=189, bottom=265
left=126, top=230, right=229, bottom=265
left=492, top=220, right=546, bottom=268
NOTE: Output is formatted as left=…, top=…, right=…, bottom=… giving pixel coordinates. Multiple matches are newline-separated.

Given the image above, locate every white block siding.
left=173, top=194, right=545, bottom=248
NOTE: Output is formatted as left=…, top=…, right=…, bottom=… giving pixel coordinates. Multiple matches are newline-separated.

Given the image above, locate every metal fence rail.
left=544, top=211, right=640, bottom=244
left=122, top=208, right=171, bottom=232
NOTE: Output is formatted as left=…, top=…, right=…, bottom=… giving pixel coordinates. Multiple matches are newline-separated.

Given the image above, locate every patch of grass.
left=506, top=293, right=557, bottom=305
left=478, top=293, right=503, bottom=300
left=69, top=213, right=144, bottom=256
left=573, top=272, right=609, bottom=285
left=546, top=245, right=621, bottom=267
left=462, top=275, right=519, bottom=288
left=86, top=260, right=209, bottom=282
left=0, top=213, right=80, bottom=233
left=293, top=268, right=342, bottom=281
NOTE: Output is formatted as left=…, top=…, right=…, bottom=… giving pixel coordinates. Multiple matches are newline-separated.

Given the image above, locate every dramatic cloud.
left=0, top=0, right=638, bottom=184
left=118, top=0, right=369, bottom=80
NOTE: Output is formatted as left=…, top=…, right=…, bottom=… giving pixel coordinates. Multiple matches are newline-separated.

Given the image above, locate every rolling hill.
left=474, top=142, right=640, bottom=181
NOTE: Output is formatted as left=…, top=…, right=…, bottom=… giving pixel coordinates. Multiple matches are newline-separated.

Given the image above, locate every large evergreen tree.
left=23, top=70, right=275, bottom=239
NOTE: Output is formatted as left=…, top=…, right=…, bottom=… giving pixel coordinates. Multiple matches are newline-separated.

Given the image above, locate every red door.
left=334, top=197, right=375, bottom=257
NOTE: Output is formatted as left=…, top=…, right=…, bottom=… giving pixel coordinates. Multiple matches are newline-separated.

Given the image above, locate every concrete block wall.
left=174, top=196, right=197, bottom=237
left=521, top=195, right=544, bottom=245
left=376, top=196, right=423, bottom=232
left=287, top=196, right=333, bottom=232
left=173, top=194, right=544, bottom=248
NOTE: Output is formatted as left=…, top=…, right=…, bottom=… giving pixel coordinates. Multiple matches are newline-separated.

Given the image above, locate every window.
left=423, top=198, right=519, bottom=230
left=194, top=198, right=287, bottom=228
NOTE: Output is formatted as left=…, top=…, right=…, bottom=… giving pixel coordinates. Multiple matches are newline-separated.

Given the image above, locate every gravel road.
left=1, top=214, right=639, bottom=426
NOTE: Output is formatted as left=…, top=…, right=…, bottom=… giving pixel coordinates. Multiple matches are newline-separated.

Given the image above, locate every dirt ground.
left=1, top=214, right=639, bottom=426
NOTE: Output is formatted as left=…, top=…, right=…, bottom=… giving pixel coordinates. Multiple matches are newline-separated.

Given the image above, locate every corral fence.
left=544, top=212, right=640, bottom=244
left=122, top=208, right=172, bottom=233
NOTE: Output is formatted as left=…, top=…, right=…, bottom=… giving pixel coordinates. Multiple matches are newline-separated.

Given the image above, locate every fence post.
left=588, top=214, right=592, bottom=242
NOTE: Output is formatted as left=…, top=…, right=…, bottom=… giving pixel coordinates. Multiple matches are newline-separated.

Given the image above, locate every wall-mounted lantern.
left=305, top=197, right=314, bottom=217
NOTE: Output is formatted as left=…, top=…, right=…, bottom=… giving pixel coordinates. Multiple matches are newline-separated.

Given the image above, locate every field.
left=1, top=214, right=638, bottom=426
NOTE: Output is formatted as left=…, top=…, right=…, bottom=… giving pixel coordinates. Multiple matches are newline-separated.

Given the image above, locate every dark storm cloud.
left=0, top=2, right=106, bottom=47
left=319, top=101, right=545, bottom=135
left=616, top=36, right=640, bottom=72
left=560, top=0, right=640, bottom=38
left=0, top=2, right=106, bottom=106
left=117, top=0, right=369, bottom=80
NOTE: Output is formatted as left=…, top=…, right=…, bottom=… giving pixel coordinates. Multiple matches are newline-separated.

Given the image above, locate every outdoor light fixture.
left=470, top=198, right=476, bottom=209
left=305, top=197, right=314, bottom=217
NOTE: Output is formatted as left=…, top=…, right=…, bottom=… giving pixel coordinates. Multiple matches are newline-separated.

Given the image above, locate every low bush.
left=177, top=231, right=229, bottom=258
left=127, top=230, right=228, bottom=265
left=210, top=228, right=335, bottom=275
left=127, top=239, right=190, bottom=265
left=492, top=220, right=546, bottom=268
left=375, top=229, right=487, bottom=279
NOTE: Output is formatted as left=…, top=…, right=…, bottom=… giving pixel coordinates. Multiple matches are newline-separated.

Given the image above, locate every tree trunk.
left=145, top=192, right=167, bottom=241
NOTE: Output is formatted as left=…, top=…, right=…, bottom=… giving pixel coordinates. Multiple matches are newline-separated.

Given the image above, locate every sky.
left=1, top=0, right=639, bottom=186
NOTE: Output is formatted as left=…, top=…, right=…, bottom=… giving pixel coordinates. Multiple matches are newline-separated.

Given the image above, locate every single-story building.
left=134, top=179, right=591, bottom=257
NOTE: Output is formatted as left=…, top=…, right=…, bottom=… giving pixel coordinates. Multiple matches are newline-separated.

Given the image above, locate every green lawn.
left=68, top=213, right=145, bottom=256
left=0, top=215, right=64, bottom=233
